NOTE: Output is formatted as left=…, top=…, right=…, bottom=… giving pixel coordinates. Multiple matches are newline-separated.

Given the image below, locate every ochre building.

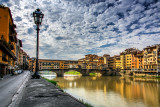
left=0, top=6, right=17, bottom=75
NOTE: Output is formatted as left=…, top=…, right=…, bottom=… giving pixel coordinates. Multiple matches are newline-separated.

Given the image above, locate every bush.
left=89, top=73, right=97, bottom=76
left=64, top=70, right=81, bottom=75
left=79, top=99, right=93, bottom=107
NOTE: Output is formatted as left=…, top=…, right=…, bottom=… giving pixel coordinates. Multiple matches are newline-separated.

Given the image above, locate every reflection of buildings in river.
left=133, top=77, right=160, bottom=107
left=54, top=76, right=160, bottom=107
left=91, top=77, right=97, bottom=80
left=115, top=78, right=160, bottom=107
left=133, top=77, right=159, bottom=83
left=55, top=77, right=120, bottom=91
left=103, top=85, right=107, bottom=95
left=142, top=83, right=159, bottom=107
left=68, top=82, right=77, bottom=88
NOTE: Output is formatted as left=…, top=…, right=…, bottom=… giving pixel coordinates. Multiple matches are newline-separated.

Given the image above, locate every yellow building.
left=143, top=44, right=160, bottom=74
left=126, top=53, right=132, bottom=71
left=136, top=51, right=144, bottom=70
left=86, top=62, right=97, bottom=69
left=18, top=48, right=23, bottom=69
left=108, top=57, right=114, bottom=70
left=114, top=55, right=120, bottom=70
left=131, top=51, right=144, bottom=72
left=97, top=57, right=104, bottom=66
left=108, top=55, right=120, bottom=71
left=120, top=48, right=139, bottom=74
left=103, top=54, right=110, bottom=68
left=120, top=53, right=125, bottom=70
left=78, top=54, right=105, bottom=70
left=15, top=39, right=22, bottom=67
left=0, top=6, right=17, bottom=75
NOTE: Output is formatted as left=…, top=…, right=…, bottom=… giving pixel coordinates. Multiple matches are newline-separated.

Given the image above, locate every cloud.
left=1, top=0, right=160, bottom=59
left=14, top=16, right=22, bottom=21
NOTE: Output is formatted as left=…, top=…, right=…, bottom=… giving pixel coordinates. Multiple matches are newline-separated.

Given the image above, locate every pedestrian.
left=11, top=70, right=14, bottom=76
left=0, top=73, right=3, bottom=80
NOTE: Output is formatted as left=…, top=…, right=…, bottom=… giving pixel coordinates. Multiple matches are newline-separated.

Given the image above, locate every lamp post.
left=33, top=9, right=44, bottom=78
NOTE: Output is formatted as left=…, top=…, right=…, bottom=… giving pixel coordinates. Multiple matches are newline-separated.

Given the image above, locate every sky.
left=1, top=0, right=160, bottom=60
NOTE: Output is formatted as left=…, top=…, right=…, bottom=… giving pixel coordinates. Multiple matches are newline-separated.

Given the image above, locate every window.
left=153, top=51, right=156, bottom=54
left=2, top=52, right=7, bottom=61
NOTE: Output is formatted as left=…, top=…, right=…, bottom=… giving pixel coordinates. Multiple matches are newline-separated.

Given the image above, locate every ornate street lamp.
left=32, top=9, right=44, bottom=78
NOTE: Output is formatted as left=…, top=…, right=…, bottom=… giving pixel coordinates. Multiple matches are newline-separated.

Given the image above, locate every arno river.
left=44, top=74, right=160, bottom=107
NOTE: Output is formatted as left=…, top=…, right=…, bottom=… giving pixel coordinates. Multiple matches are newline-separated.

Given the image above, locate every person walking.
left=11, top=69, right=14, bottom=76
left=0, top=73, right=3, bottom=80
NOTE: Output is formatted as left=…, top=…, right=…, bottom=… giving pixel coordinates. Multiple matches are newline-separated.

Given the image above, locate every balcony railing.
left=10, top=44, right=14, bottom=50
left=0, top=40, right=11, bottom=50
left=0, top=40, right=16, bottom=60
left=9, top=42, right=14, bottom=50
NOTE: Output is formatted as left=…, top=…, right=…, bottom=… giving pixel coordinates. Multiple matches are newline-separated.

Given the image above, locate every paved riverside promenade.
left=17, top=74, right=86, bottom=107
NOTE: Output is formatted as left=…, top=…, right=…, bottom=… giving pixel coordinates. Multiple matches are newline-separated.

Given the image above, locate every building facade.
left=108, top=57, right=114, bottom=70
left=120, top=48, right=140, bottom=74
left=103, top=54, right=110, bottom=68
left=107, top=55, right=120, bottom=71
left=23, top=51, right=29, bottom=70
left=18, top=48, right=23, bottom=69
left=143, top=44, right=160, bottom=74
left=0, top=6, right=17, bottom=75
left=131, top=51, right=144, bottom=72
left=78, top=54, right=106, bottom=70
left=15, top=39, right=22, bottom=68
left=114, top=55, right=120, bottom=71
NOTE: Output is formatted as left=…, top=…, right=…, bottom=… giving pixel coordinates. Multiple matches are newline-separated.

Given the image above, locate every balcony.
left=0, top=40, right=16, bottom=60
left=9, top=42, right=14, bottom=50
left=9, top=25, right=17, bottom=43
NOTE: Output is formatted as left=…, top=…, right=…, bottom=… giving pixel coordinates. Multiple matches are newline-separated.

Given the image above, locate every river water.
left=51, top=76, right=160, bottom=107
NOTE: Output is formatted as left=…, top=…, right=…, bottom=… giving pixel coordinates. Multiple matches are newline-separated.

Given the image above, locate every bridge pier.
left=56, top=70, right=63, bottom=77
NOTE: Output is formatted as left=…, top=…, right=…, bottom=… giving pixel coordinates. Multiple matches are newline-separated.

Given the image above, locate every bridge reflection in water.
left=40, top=71, right=57, bottom=79
left=53, top=76, right=160, bottom=107
left=64, top=76, right=81, bottom=81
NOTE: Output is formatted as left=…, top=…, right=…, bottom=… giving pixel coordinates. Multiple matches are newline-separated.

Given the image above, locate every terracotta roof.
left=143, top=44, right=160, bottom=49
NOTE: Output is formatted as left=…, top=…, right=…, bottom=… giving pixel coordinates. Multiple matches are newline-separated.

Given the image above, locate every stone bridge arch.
left=48, top=69, right=80, bottom=77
